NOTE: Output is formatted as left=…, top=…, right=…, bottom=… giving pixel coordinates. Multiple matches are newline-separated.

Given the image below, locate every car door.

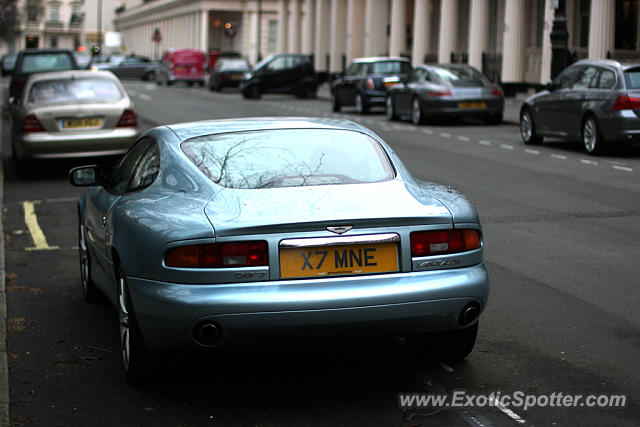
left=534, top=65, right=583, bottom=134
left=562, top=65, right=599, bottom=138
left=336, top=62, right=363, bottom=106
left=121, top=57, right=146, bottom=78
left=260, top=56, right=292, bottom=92
left=399, top=68, right=427, bottom=114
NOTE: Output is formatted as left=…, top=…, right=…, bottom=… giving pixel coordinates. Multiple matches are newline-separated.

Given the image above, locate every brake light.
left=165, top=241, right=268, bottom=268
left=491, top=87, right=502, bottom=96
left=116, top=109, right=137, bottom=127
left=410, top=229, right=481, bottom=257
left=21, top=114, right=45, bottom=133
left=613, top=94, right=640, bottom=110
left=428, top=89, right=452, bottom=97
left=366, top=78, right=374, bottom=90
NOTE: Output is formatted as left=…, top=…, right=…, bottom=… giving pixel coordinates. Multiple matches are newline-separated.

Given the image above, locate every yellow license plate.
left=279, top=242, right=399, bottom=279
left=62, top=118, right=101, bottom=129
left=459, top=101, right=486, bottom=109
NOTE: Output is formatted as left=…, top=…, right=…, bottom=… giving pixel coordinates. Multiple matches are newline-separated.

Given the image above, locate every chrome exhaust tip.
left=194, top=321, right=221, bottom=346
left=459, top=303, right=480, bottom=326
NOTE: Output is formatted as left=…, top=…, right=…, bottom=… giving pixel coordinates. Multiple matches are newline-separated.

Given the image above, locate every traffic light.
left=224, top=22, right=237, bottom=38
left=91, top=45, right=101, bottom=57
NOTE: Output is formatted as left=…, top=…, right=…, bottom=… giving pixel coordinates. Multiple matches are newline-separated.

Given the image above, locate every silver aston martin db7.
left=69, top=117, right=489, bottom=382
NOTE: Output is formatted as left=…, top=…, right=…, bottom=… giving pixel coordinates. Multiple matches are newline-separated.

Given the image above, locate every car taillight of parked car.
left=428, top=89, right=452, bottom=97
left=165, top=241, right=268, bottom=268
left=366, top=78, right=374, bottom=90
left=116, top=109, right=137, bottom=127
left=21, top=114, right=45, bottom=133
left=410, top=229, right=481, bottom=257
left=491, top=88, right=502, bottom=96
left=613, top=94, right=640, bottom=110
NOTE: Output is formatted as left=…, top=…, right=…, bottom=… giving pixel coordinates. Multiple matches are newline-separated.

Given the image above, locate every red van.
left=156, top=49, right=206, bottom=86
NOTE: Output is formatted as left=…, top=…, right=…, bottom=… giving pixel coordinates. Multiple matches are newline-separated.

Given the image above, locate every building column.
left=501, top=0, right=525, bottom=83
left=468, top=0, right=489, bottom=70
left=278, top=0, right=289, bottom=53
left=389, top=0, right=406, bottom=56
left=412, top=0, right=431, bottom=67
left=438, top=0, right=457, bottom=63
left=588, top=0, right=615, bottom=59
left=330, top=0, right=347, bottom=72
left=346, top=0, right=365, bottom=63
left=303, top=0, right=315, bottom=54
left=289, top=0, right=301, bottom=52
left=540, top=0, right=554, bottom=83
left=365, top=0, right=389, bottom=56
left=315, top=0, right=331, bottom=72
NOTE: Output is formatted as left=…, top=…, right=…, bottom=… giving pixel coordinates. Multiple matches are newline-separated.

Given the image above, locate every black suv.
left=241, top=53, right=318, bottom=99
left=9, top=48, right=79, bottom=99
left=332, top=57, right=411, bottom=114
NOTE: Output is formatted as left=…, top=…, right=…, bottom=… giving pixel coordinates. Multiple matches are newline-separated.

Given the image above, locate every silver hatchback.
left=520, top=59, right=640, bottom=154
left=9, top=70, right=139, bottom=167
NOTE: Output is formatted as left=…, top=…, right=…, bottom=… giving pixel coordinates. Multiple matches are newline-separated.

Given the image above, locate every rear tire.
left=385, top=95, right=398, bottom=121
left=406, top=322, right=479, bottom=362
left=332, top=92, right=341, bottom=112
left=243, top=85, right=262, bottom=99
left=520, top=108, right=542, bottom=144
left=582, top=115, right=604, bottom=155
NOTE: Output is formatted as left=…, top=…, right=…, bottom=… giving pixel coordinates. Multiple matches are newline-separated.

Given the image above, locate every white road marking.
left=551, top=154, right=567, bottom=160
left=22, top=201, right=59, bottom=251
left=440, top=132, right=451, bottom=138
left=580, top=159, right=598, bottom=165
left=478, top=140, right=492, bottom=146
left=138, top=93, right=152, bottom=101
left=438, top=362, right=454, bottom=373
left=489, top=397, right=527, bottom=424
left=524, top=149, right=540, bottom=155
left=458, top=136, right=470, bottom=142
left=500, top=144, right=514, bottom=150
left=612, top=165, right=633, bottom=172
left=144, top=84, right=156, bottom=90
left=421, top=128, right=434, bottom=134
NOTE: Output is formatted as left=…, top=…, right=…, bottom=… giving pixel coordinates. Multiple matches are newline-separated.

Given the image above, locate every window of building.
left=26, top=1, right=39, bottom=22
left=49, top=4, right=60, bottom=22
left=267, top=20, right=277, bottom=54
left=578, top=0, right=591, bottom=48
left=50, top=36, right=58, bottom=48
left=615, top=0, right=637, bottom=50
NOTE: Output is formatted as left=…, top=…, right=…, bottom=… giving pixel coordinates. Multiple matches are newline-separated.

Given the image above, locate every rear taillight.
left=491, top=87, right=503, bottom=96
left=613, top=94, right=640, bottom=110
left=366, top=78, right=374, bottom=90
left=428, top=89, right=452, bottom=97
left=410, top=229, right=481, bottom=257
left=116, top=109, right=137, bottom=127
left=165, top=241, right=268, bottom=268
left=21, top=114, right=45, bottom=133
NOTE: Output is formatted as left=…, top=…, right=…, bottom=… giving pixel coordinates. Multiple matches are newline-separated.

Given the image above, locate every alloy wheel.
left=521, top=111, right=533, bottom=142
left=583, top=118, right=597, bottom=153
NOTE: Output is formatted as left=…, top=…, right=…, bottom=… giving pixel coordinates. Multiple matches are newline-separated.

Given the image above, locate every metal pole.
left=257, top=0, right=262, bottom=61
left=97, top=0, right=102, bottom=54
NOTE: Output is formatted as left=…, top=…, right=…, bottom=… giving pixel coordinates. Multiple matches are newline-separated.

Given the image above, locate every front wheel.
left=143, top=71, right=155, bottom=81
left=582, top=115, right=604, bottom=155
left=411, top=97, right=425, bottom=125
left=520, top=108, right=542, bottom=144
left=406, top=322, right=479, bottom=362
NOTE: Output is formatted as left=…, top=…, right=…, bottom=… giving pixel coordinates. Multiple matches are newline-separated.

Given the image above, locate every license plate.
left=61, top=118, right=101, bottom=129
left=459, top=101, right=486, bottom=109
left=279, top=242, right=399, bottom=279
left=231, top=74, right=243, bottom=79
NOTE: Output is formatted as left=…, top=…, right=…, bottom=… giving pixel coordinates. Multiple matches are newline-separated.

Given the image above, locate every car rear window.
left=20, top=53, right=74, bottom=73
left=182, top=129, right=395, bottom=189
left=28, top=78, right=123, bottom=104
left=624, top=68, right=640, bottom=89
left=217, top=59, right=250, bottom=71
left=433, top=66, right=486, bottom=86
left=369, top=61, right=410, bottom=75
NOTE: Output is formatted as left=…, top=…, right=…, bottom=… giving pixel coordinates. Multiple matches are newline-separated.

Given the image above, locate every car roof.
left=352, top=57, right=410, bottom=63
left=25, top=69, right=122, bottom=83
left=166, top=117, right=376, bottom=141
left=18, top=48, right=75, bottom=56
left=571, top=58, right=640, bottom=70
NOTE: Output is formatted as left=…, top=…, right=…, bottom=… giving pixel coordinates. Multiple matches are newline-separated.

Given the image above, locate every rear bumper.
left=599, top=111, right=640, bottom=142
left=420, top=97, right=504, bottom=117
left=14, top=127, right=138, bottom=159
left=127, top=263, right=489, bottom=350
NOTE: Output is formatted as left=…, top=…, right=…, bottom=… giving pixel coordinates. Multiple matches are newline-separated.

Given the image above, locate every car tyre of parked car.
left=143, top=71, right=155, bottom=81
left=118, top=264, right=151, bottom=385
left=332, top=92, right=341, bottom=112
left=406, top=322, right=478, bottom=362
left=582, top=115, right=604, bottom=155
left=520, top=108, right=542, bottom=145
left=355, top=93, right=369, bottom=114
left=79, top=222, right=102, bottom=302
left=209, top=79, right=219, bottom=92
left=243, top=85, right=262, bottom=99
left=411, top=97, right=425, bottom=125
left=386, top=95, right=398, bottom=121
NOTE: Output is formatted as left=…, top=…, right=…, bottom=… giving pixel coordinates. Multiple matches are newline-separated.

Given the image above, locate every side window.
left=104, top=138, right=154, bottom=194
left=409, top=69, right=425, bottom=83
left=555, top=66, right=582, bottom=89
left=267, top=57, right=287, bottom=71
left=572, top=66, right=598, bottom=89
left=346, top=63, right=360, bottom=76
left=128, top=142, right=160, bottom=192
left=598, top=69, right=616, bottom=89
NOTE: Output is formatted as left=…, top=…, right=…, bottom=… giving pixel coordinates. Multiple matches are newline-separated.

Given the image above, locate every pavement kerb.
left=0, top=83, right=9, bottom=426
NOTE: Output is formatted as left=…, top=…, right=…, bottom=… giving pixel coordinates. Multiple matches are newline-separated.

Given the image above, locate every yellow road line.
left=22, top=201, right=59, bottom=251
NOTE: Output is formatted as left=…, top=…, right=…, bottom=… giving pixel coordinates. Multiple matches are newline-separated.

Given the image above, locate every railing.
left=44, top=20, right=64, bottom=30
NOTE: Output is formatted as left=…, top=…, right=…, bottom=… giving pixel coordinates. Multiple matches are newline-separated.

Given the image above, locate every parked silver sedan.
left=386, top=64, right=504, bottom=124
left=69, top=117, right=489, bottom=383
left=520, top=59, right=640, bottom=154
left=9, top=70, right=139, bottom=167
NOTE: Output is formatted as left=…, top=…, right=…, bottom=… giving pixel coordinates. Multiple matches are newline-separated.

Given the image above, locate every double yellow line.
left=22, top=201, right=59, bottom=251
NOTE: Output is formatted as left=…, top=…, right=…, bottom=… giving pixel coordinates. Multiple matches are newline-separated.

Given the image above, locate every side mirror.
left=545, top=80, right=555, bottom=91
left=69, top=165, right=102, bottom=187
left=8, top=97, right=16, bottom=105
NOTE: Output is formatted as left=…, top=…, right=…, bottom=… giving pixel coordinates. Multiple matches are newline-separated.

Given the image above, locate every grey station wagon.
left=520, top=59, right=640, bottom=154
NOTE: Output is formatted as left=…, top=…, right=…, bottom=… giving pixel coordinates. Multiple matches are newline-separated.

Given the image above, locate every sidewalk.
left=316, top=83, right=527, bottom=124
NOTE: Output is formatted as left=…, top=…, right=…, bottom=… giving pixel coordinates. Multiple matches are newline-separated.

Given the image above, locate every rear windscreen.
left=28, top=78, right=123, bottom=104
left=433, top=66, right=487, bottom=86
left=369, top=61, right=410, bottom=75
left=624, top=68, right=640, bottom=89
left=20, top=53, right=74, bottom=73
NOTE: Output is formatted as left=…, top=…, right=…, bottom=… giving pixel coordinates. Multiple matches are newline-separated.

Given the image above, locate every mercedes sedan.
left=69, top=118, right=489, bottom=383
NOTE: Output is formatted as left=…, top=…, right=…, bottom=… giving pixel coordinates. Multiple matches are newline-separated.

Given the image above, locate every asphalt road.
left=2, top=80, right=640, bottom=426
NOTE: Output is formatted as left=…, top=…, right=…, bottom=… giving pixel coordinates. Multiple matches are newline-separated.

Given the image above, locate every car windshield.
left=624, top=68, right=640, bottom=89
left=217, top=59, right=250, bottom=71
left=28, top=78, right=123, bottom=104
left=20, top=53, right=74, bottom=73
left=252, top=55, right=275, bottom=71
left=369, top=61, right=409, bottom=75
left=182, top=129, right=395, bottom=189
left=433, top=66, right=486, bottom=86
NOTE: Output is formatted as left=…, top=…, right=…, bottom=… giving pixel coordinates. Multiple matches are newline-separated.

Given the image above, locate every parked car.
left=332, top=57, right=411, bottom=114
left=9, top=70, right=138, bottom=168
left=385, top=64, right=504, bottom=125
left=520, top=59, right=640, bottom=154
left=1, top=53, right=16, bottom=76
left=69, top=117, right=488, bottom=383
left=95, top=55, right=158, bottom=80
left=9, top=48, right=79, bottom=99
left=156, top=49, right=206, bottom=86
left=209, top=57, right=251, bottom=91
left=241, top=53, right=317, bottom=99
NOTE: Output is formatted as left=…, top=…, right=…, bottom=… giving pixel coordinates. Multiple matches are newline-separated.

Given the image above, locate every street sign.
left=153, top=28, right=162, bottom=43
